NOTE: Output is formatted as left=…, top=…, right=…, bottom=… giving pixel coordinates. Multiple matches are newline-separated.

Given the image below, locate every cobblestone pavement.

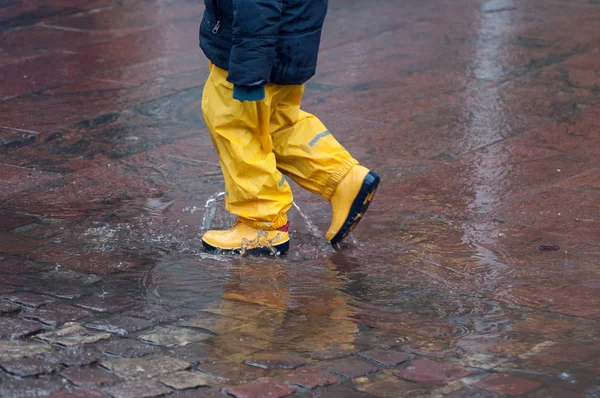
left=1, top=0, right=600, bottom=397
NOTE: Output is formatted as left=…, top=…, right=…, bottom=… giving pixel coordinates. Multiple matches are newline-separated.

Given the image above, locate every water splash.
left=292, top=202, right=321, bottom=239
left=201, top=192, right=227, bottom=230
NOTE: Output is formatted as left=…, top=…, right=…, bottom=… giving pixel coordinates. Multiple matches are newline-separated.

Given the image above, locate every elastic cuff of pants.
left=322, top=158, right=360, bottom=200
left=238, top=213, right=289, bottom=231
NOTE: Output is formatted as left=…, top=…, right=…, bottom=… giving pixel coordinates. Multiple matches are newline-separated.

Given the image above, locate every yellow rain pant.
left=201, top=62, right=358, bottom=230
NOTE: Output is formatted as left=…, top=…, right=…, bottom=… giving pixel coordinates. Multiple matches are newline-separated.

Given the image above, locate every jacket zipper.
left=211, top=0, right=221, bottom=33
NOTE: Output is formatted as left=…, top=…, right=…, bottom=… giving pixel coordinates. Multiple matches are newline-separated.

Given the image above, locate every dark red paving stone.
left=20, top=303, right=92, bottom=327
left=61, top=366, right=118, bottom=387
left=284, top=367, right=339, bottom=390
left=0, top=301, right=20, bottom=314
left=0, top=378, right=63, bottom=398
left=0, top=317, right=44, bottom=339
left=95, top=338, right=164, bottom=358
left=321, top=357, right=381, bottom=380
left=0, top=357, right=60, bottom=376
left=445, top=387, right=504, bottom=398
left=526, top=387, right=587, bottom=398
left=357, top=349, right=415, bottom=369
left=394, top=359, right=478, bottom=385
left=47, top=388, right=105, bottom=398
left=103, top=379, right=173, bottom=398
left=0, top=256, right=49, bottom=275
left=223, top=377, right=295, bottom=398
left=0, top=211, right=38, bottom=231
left=85, top=315, right=153, bottom=336
left=1, top=291, right=58, bottom=308
left=0, top=231, right=45, bottom=255
left=244, top=353, right=307, bottom=370
left=475, top=374, right=543, bottom=396
left=74, top=296, right=137, bottom=313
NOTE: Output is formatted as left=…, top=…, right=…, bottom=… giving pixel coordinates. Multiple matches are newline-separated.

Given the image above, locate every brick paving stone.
left=224, top=377, right=295, bottom=398
left=355, top=377, right=435, bottom=397
left=0, top=378, right=63, bottom=397
left=1, top=291, right=58, bottom=308
left=321, top=357, right=381, bottom=379
left=47, top=388, right=105, bottom=398
left=0, top=301, right=20, bottom=313
left=75, top=296, right=137, bottom=313
left=103, top=380, right=173, bottom=398
left=167, top=342, right=213, bottom=364
left=40, top=346, right=103, bottom=367
left=244, top=353, right=307, bottom=370
left=0, top=339, right=51, bottom=360
left=158, top=371, right=211, bottom=389
left=395, top=359, right=478, bottom=385
left=85, top=315, right=153, bottom=336
left=61, top=366, right=118, bottom=387
left=138, top=325, right=211, bottom=347
left=197, top=361, right=267, bottom=383
left=357, top=349, right=415, bottom=369
left=0, top=317, right=44, bottom=339
left=284, top=367, right=339, bottom=389
left=20, top=303, right=92, bottom=327
left=445, top=386, right=504, bottom=397
left=475, top=374, right=543, bottom=396
left=0, top=357, right=59, bottom=376
left=96, top=338, right=163, bottom=358
left=101, top=356, right=191, bottom=380
left=37, top=322, right=112, bottom=347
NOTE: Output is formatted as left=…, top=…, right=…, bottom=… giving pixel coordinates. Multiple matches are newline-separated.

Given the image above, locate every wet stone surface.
left=37, top=322, right=112, bottom=347
left=158, top=370, right=211, bottom=389
left=85, top=315, right=153, bottom=336
left=60, top=366, right=118, bottom=387
left=138, top=325, right=211, bottom=347
left=0, top=340, right=51, bottom=360
left=2, top=0, right=600, bottom=396
left=0, top=357, right=60, bottom=376
left=224, top=377, right=296, bottom=398
left=284, top=367, right=339, bottom=389
left=0, top=317, right=44, bottom=339
left=357, top=349, right=415, bottom=369
left=20, top=304, right=92, bottom=327
left=244, top=353, right=308, bottom=370
left=395, top=359, right=478, bottom=385
left=101, top=356, right=191, bottom=379
left=103, top=379, right=173, bottom=398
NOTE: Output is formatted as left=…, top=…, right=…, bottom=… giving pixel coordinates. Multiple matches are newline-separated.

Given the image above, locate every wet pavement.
left=0, top=0, right=600, bottom=396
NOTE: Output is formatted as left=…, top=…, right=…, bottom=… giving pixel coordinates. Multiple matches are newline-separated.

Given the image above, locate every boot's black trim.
left=330, top=171, right=380, bottom=246
left=202, top=240, right=290, bottom=256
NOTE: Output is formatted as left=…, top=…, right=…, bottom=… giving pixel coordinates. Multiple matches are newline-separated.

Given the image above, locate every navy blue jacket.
left=199, top=0, right=328, bottom=101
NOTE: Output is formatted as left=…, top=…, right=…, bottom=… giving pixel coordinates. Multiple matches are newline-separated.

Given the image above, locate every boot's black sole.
left=330, top=171, right=380, bottom=246
left=202, top=240, right=290, bottom=256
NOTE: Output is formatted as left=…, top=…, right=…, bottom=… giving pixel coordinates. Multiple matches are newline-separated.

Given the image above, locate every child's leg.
left=202, top=63, right=293, bottom=230
left=269, top=85, right=359, bottom=201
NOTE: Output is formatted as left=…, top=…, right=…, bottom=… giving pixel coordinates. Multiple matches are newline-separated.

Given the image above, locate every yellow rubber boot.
left=202, top=221, right=290, bottom=255
left=326, top=165, right=380, bottom=245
